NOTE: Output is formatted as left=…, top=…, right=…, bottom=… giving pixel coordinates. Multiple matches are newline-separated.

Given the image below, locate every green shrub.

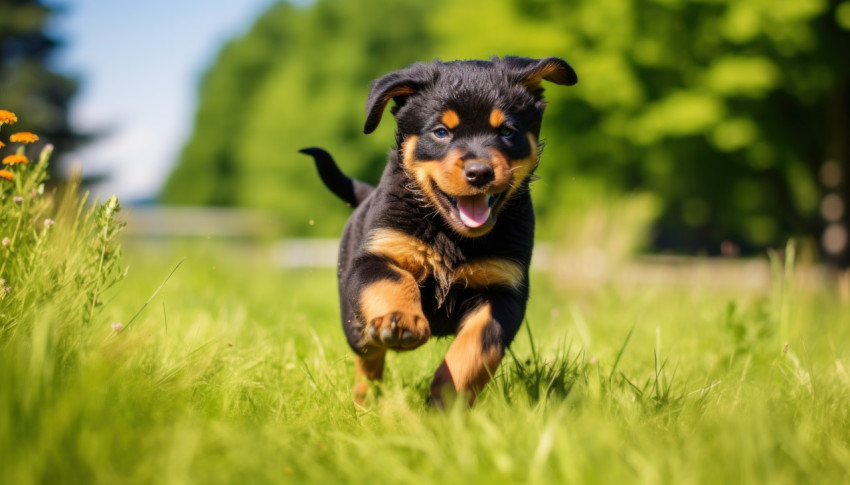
left=0, top=108, right=126, bottom=341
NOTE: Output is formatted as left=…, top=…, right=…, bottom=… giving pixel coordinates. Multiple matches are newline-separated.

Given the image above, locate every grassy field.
left=2, top=235, right=849, bottom=484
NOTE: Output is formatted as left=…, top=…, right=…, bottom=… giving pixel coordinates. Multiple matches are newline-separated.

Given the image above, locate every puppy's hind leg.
left=354, top=349, right=385, bottom=405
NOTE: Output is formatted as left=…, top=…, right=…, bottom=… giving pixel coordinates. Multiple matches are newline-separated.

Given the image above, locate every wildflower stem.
left=0, top=209, right=25, bottom=278
left=87, top=222, right=111, bottom=325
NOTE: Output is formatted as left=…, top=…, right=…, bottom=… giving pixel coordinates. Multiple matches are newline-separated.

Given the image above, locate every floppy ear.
left=364, top=64, right=433, bottom=134
left=502, top=56, right=577, bottom=97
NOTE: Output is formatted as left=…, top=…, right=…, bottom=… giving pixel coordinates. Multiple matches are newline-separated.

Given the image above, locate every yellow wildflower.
left=2, top=155, right=28, bottom=166
left=0, top=110, right=17, bottom=125
left=10, top=132, right=38, bottom=144
left=0, top=170, right=12, bottom=181
left=0, top=141, right=4, bottom=148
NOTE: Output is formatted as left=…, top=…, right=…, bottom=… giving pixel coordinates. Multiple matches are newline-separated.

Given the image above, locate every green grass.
left=2, top=236, right=849, bottom=484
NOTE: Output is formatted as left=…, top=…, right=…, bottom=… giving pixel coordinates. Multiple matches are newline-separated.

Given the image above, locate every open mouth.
left=436, top=189, right=505, bottom=229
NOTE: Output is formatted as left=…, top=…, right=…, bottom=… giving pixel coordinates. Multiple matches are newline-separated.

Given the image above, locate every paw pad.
left=366, top=311, right=429, bottom=350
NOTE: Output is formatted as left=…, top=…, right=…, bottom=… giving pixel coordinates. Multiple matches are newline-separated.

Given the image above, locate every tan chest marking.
left=365, top=228, right=525, bottom=291
left=453, top=258, right=525, bottom=290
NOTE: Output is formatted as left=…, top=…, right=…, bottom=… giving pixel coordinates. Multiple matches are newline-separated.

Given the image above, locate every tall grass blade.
left=609, top=324, right=635, bottom=383
left=125, top=259, right=185, bottom=329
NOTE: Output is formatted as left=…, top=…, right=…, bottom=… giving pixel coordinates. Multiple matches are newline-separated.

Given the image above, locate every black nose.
left=464, top=161, right=494, bottom=188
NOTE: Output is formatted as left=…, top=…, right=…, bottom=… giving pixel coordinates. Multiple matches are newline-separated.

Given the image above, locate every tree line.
left=158, top=0, right=849, bottom=266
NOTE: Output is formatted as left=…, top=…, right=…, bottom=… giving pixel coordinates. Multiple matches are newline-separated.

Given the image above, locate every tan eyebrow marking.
left=489, top=108, right=505, bottom=128
left=441, top=109, right=460, bottom=129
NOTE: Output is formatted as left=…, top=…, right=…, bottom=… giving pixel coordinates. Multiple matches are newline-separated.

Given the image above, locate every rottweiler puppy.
left=300, top=56, right=577, bottom=406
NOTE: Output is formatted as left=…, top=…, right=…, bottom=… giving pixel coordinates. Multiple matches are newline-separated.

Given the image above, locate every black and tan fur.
left=301, top=56, right=577, bottom=406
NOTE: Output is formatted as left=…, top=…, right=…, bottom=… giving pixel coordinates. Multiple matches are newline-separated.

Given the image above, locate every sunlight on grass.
left=3, top=232, right=850, bottom=483
left=0, top=110, right=848, bottom=482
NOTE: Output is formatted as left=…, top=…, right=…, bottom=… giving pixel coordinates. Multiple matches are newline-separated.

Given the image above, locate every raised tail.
left=299, top=147, right=375, bottom=208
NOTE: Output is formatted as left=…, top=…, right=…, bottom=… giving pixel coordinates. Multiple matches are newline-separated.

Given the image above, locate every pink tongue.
left=457, top=195, right=490, bottom=228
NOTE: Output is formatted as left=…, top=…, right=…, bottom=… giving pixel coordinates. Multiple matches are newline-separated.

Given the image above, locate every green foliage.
left=163, top=0, right=850, bottom=260
left=0, top=112, right=126, bottom=340
left=0, top=111, right=129, bottom=484
left=162, top=0, right=432, bottom=236
left=0, top=0, right=83, bottom=176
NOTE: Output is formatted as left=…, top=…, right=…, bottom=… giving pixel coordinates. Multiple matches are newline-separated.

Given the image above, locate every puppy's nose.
left=464, top=161, right=494, bottom=188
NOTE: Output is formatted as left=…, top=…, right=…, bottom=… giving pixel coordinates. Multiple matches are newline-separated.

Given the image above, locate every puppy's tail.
left=299, top=147, right=374, bottom=208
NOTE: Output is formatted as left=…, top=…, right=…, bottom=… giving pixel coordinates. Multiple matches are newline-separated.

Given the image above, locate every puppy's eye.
left=433, top=128, right=450, bottom=139
left=499, top=126, right=515, bottom=138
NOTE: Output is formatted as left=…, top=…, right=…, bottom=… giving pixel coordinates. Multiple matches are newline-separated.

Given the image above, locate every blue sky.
left=54, top=0, right=279, bottom=202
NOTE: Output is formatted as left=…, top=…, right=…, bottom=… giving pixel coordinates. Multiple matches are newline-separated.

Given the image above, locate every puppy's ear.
left=502, top=56, right=577, bottom=97
left=364, top=64, right=433, bottom=134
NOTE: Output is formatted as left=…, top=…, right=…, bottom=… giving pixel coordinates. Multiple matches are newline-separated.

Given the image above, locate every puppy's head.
left=364, top=56, right=577, bottom=237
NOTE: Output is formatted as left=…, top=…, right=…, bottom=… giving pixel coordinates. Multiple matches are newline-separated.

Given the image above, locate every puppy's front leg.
left=345, top=256, right=431, bottom=402
left=429, top=293, right=524, bottom=407
left=352, top=257, right=430, bottom=349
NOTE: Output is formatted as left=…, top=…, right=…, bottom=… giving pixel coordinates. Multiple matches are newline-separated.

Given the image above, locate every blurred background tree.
left=0, top=0, right=82, bottom=176
left=162, top=0, right=850, bottom=267
left=161, top=0, right=431, bottom=234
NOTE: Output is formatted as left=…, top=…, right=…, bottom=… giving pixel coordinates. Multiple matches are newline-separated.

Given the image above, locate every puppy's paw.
left=366, top=311, right=430, bottom=350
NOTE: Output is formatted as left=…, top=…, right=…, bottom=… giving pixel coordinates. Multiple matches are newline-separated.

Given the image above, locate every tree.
left=164, top=0, right=850, bottom=267
left=493, top=0, right=850, bottom=264
left=162, top=0, right=432, bottom=235
left=0, top=0, right=81, bottom=177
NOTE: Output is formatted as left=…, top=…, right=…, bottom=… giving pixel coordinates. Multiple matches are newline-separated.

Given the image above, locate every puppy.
left=301, top=56, right=577, bottom=406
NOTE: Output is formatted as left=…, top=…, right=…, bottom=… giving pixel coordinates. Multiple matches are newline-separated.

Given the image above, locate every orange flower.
left=2, top=154, right=28, bottom=165
left=9, top=132, right=38, bottom=144
left=0, top=110, right=17, bottom=125
left=0, top=170, right=12, bottom=181
left=0, top=141, right=4, bottom=148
